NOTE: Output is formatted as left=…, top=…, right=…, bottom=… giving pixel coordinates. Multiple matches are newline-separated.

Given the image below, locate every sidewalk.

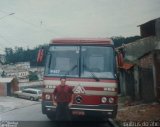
left=117, top=96, right=160, bottom=124
left=0, top=96, right=40, bottom=114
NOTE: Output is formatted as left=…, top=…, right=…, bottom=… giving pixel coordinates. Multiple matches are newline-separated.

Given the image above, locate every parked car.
left=14, top=88, right=42, bottom=101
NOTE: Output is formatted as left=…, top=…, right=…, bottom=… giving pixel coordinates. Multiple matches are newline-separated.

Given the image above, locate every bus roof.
left=50, top=38, right=114, bottom=45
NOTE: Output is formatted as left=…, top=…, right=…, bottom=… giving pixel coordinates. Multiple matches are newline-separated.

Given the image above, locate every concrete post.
left=119, top=70, right=126, bottom=96
left=134, top=66, right=140, bottom=100
left=152, top=52, right=157, bottom=99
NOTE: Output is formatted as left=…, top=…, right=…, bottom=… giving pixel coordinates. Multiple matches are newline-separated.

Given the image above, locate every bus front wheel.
left=46, top=114, right=56, bottom=121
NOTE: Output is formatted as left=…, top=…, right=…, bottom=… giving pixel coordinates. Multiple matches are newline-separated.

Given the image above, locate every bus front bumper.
left=42, top=101, right=118, bottom=118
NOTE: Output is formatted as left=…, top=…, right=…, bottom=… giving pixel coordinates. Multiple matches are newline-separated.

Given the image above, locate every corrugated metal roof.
left=119, top=63, right=134, bottom=70
left=0, top=77, right=14, bottom=83
left=138, top=17, right=160, bottom=27
left=116, top=36, right=160, bottom=62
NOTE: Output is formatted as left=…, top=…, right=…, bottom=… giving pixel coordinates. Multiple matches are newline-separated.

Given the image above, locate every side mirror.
left=37, top=48, right=44, bottom=63
left=117, top=52, right=124, bottom=67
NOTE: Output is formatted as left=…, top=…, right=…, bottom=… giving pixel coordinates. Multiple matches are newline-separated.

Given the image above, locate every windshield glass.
left=81, top=46, right=114, bottom=78
left=45, top=46, right=79, bottom=77
left=45, top=45, right=115, bottom=79
left=38, top=91, right=42, bottom=94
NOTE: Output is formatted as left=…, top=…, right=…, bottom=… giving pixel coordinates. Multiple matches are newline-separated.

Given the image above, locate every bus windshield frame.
left=44, top=45, right=116, bottom=79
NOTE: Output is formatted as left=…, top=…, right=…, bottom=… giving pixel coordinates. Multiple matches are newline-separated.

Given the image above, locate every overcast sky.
left=0, top=0, right=160, bottom=53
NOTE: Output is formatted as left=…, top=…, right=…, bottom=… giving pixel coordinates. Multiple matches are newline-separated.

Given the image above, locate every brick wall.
left=138, top=53, right=155, bottom=102
left=138, top=53, right=153, bottom=69
left=139, top=68, right=155, bottom=102
left=11, top=78, right=19, bottom=92
left=0, top=84, right=5, bottom=96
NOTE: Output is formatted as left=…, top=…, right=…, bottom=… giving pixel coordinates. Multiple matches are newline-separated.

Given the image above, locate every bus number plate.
left=72, top=110, right=85, bottom=116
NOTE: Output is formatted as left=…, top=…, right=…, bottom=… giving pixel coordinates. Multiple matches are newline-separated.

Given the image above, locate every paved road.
left=0, top=103, right=48, bottom=121
left=0, top=103, right=115, bottom=127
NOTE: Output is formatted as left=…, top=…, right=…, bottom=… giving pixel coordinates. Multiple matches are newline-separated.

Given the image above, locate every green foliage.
left=1, top=71, right=6, bottom=77
left=111, top=36, right=141, bottom=48
left=5, top=48, right=14, bottom=64
left=5, top=44, right=49, bottom=66
left=4, top=36, right=141, bottom=66
left=28, top=72, right=39, bottom=81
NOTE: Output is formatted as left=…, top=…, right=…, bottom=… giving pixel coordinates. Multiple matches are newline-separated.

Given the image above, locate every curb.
left=108, top=118, right=120, bottom=127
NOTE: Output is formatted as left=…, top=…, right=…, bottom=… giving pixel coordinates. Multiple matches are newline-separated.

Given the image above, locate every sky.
left=0, top=0, right=160, bottom=54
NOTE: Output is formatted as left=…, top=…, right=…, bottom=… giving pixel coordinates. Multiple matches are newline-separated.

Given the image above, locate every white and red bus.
left=39, top=38, right=118, bottom=120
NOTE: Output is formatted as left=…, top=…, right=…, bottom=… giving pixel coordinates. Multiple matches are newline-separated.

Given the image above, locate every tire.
left=15, top=94, right=19, bottom=98
left=30, top=97, right=34, bottom=101
left=47, top=114, right=56, bottom=121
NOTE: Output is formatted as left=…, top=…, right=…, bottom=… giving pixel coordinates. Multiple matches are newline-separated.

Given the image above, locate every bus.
left=39, top=38, right=118, bottom=120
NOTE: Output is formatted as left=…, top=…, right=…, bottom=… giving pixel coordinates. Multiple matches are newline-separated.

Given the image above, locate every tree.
left=5, top=48, right=14, bottom=64
left=111, top=36, right=141, bottom=48
left=4, top=36, right=141, bottom=66
left=28, top=72, right=39, bottom=81
left=4, top=44, right=49, bottom=66
left=1, top=71, right=6, bottom=77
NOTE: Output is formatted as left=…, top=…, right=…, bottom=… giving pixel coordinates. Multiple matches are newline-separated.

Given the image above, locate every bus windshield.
left=45, top=46, right=79, bottom=77
left=45, top=45, right=115, bottom=79
left=81, top=46, right=114, bottom=79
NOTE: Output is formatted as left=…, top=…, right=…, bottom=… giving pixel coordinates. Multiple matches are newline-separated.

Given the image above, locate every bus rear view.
left=41, top=38, right=118, bottom=120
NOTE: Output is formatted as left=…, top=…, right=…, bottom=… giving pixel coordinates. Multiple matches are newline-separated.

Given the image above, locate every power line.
left=0, top=10, right=7, bottom=13
left=0, top=10, right=20, bottom=50
left=0, top=33, right=13, bottom=45
left=0, top=11, right=47, bottom=53
left=0, top=34, right=12, bottom=53
left=0, top=32, right=30, bottom=52
left=0, top=13, right=15, bottom=20
left=13, top=15, right=60, bottom=36
left=0, top=9, right=61, bottom=50
left=0, top=32, right=45, bottom=50
left=0, top=34, right=18, bottom=54
left=0, top=9, right=60, bottom=36
left=0, top=9, right=62, bottom=52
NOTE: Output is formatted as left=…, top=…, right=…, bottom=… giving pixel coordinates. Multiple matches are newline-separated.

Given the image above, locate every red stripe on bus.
left=84, top=87, right=103, bottom=91
left=43, top=77, right=117, bottom=83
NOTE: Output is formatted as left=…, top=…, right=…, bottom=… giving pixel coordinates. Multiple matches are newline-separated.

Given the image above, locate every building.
left=117, top=17, right=160, bottom=102
left=1, top=62, right=43, bottom=81
left=19, top=80, right=43, bottom=90
left=29, top=67, right=44, bottom=80
left=0, top=77, right=19, bottom=96
left=1, top=62, right=30, bottom=80
left=16, top=62, right=30, bottom=70
left=0, top=67, right=3, bottom=77
left=139, top=17, right=160, bottom=38
left=3, top=68, right=29, bottom=79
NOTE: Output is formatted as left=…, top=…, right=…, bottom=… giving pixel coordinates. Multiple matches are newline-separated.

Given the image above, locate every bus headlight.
left=104, top=87, right=116, bottom=92
left=101, top=97, right=107, bottom=103
left=45, top=94, right=51, bottom=100
left=108, top=97, right=114, bottom=103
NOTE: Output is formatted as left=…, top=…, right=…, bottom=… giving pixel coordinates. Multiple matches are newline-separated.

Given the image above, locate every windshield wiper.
left=83, top=65, right=100, bottom=82
left=65, top=65, right=78, bottom=76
